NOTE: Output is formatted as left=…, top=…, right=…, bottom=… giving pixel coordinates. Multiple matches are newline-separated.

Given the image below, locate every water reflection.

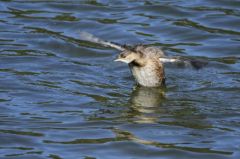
left=128, top=86, right=166, bottom=123
left=128, top=86, right=212, bottom=129
left=112, top=128, right=233, bottom=155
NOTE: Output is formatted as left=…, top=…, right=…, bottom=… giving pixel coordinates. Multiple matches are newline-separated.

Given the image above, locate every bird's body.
left=127, top=45, right=165, bottom=87
left=130, top=59, right=165, bottom=87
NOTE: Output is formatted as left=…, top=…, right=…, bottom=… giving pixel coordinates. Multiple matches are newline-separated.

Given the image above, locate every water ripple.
left=0, top=0, right=240, bottom=159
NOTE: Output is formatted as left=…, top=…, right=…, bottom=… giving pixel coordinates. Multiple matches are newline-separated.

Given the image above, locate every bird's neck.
left=130, top=58, right=146, bottom=67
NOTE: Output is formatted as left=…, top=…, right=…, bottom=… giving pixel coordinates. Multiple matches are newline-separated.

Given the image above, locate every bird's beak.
left=114, top=58, right=131, bottom=64
left=114, top=58, right=121, bottom=62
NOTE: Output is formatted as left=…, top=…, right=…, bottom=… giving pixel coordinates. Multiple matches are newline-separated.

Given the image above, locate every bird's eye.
left=121, top=54, right=126, bottom=58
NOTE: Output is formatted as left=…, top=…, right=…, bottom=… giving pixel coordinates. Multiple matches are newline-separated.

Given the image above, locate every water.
left=0, top=0, right=240, bottom=159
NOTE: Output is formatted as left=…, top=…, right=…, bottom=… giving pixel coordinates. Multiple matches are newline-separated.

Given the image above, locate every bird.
left=115, top=45, right=166, bottom=87
left=79, top=32, right=206, bottom=87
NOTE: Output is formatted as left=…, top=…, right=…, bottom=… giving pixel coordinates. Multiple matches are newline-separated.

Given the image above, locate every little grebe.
left=79, top=32, right=206, bottom=87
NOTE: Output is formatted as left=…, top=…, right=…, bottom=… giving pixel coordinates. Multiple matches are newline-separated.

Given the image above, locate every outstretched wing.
left=79, top=32, right=125, bottom=51
left=159, top=57, right=207, bottom=69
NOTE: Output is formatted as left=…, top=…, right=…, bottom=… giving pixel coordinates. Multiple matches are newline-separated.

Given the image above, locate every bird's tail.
left=79, top=32, right=125, bottom=51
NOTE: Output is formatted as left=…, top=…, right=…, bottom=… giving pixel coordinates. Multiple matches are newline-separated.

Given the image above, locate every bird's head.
left=114, top=51, right=137, bottom=64
left=114, top=49, right=143, bottom=64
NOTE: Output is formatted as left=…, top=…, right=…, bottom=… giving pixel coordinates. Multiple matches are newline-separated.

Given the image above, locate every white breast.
left=130, top=65, right=161, bottom=87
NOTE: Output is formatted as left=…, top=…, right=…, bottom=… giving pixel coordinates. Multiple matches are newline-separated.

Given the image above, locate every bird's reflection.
left=127, top=86, right=211, bottom=129
left=128, top=86, right=166, bottom=123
